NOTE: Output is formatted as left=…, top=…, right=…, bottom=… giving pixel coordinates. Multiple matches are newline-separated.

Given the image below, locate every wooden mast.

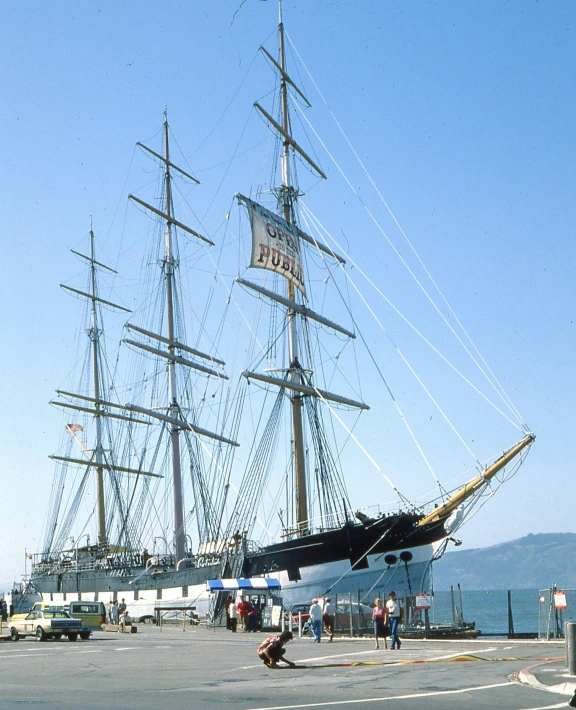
left=277, top=3, right=308, bottom=534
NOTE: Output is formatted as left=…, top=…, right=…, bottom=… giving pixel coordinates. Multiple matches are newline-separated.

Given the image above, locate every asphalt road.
left=0, top=625, right=570, bottom=710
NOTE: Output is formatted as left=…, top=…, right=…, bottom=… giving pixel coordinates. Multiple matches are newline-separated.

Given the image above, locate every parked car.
left=9, top=610, right=90, bottom=642
left=290, top=599, right=373, bottom=635
left=68, top=601, right=106, bottom=629
left=10, top=602, right=67, bottom=622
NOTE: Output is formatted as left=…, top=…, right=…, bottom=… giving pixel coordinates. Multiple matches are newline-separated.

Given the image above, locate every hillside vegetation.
left=432, top=532, right=576, bottom=590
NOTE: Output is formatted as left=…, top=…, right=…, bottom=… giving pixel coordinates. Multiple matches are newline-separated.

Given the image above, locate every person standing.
left=236, top=597, right=248, bottom=631
left=323, top=597, right=335, bottom=642
left=118, top=598, right=127, bottom=616
left=309, top=598, right=323, bottom=643
left=224, top=597, right=233, bottom=630
left=111, top=599, right=119, bottom=625
left=247, top=601, right=258, bottom=632
left=118, top=607, right=128, bottom=633
left=372, top=598, right=388, bottom=650
left=228, top=597, right=238, bottom=632
left=386, top=591, right=403, bottom=650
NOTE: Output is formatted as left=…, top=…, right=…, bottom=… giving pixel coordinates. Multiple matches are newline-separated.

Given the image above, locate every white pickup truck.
left=9, top=609, right=90, bottom=641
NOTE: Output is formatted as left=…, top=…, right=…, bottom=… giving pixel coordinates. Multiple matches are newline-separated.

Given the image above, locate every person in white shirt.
left=385, top=591, right=403, bottom=650
left=229, top=597, right=238, bottom=632
left=118, top=608, right=128, bottom=633
left=309, top=598, right=323, bottom=643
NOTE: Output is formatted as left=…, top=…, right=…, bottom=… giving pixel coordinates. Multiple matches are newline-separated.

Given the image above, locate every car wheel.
left=36, top=626, right=47, bottom=642
left=68, top=633, right=78, bottom=642
left=10, top=628, right=19, bottom=642
left=80, top=632, right=90, bottom=640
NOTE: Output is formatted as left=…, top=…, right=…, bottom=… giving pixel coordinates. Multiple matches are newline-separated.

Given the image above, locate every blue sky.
left=1, top=0, right=574, bottom=588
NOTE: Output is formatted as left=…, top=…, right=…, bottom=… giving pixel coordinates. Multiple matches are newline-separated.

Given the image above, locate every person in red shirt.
left=236, top=597, right=248, bottom=631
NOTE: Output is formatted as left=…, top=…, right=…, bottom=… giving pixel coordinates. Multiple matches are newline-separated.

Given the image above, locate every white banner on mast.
left=246, top=198, right=305, bottom=295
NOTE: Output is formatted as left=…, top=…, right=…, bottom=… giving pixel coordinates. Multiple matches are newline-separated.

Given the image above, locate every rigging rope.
left=287, top=33, right=528, bottom=431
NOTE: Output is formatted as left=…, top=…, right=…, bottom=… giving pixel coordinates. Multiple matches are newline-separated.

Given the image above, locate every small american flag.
left=66, top=423, right=83, bottom=433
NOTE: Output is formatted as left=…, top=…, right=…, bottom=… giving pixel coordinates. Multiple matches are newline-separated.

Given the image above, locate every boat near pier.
left=28, top=2, right=534, bottom=620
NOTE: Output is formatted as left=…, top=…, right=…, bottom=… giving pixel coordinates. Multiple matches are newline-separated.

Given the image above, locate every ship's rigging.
left=33, top=2, right=534, bottom=611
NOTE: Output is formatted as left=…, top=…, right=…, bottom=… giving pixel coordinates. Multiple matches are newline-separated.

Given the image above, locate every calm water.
left=429, top=588, right=576, bottom=635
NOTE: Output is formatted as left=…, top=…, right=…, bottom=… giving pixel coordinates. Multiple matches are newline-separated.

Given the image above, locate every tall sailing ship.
left=30, top=5, right=534, bottom=617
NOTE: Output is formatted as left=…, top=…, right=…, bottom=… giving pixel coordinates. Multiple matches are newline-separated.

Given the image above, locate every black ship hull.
left=30, top=511, right=452, bottom=615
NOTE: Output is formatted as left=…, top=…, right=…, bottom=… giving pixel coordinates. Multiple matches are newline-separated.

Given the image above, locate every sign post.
left=415, top=593, right=431, bottom=610
left=554, top=591, right=568, bottom=610
left=415, top=593, right=432, bottom=633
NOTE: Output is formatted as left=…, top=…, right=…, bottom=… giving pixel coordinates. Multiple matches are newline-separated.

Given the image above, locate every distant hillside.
left=432, top=532, right=576, bottom=590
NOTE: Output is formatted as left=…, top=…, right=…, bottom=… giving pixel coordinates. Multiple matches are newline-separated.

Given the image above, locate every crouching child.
left=257, top=631, right=296, bottom=668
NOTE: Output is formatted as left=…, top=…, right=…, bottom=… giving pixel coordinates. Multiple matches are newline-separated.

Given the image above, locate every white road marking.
left=237, top=646, right=501, bottom=670
left=0, top=653, right=53, bottom=660
left=245, top=681, right=515, bottom=709
left=299, top=649, right=389, bottom=662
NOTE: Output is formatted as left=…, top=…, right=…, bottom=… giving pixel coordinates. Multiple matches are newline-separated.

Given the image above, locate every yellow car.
left=10, top=602, right=66, bottom=622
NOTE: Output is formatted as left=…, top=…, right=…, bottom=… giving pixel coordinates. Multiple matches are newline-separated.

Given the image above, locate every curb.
left=518, top=660, right=575, bottom=696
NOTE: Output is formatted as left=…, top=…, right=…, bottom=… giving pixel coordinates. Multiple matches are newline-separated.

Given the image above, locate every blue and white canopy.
left=206, top=578, right=281, bottom=592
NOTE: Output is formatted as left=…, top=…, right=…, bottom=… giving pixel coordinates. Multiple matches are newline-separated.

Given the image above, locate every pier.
left=0, top=622, right=570, bottom=710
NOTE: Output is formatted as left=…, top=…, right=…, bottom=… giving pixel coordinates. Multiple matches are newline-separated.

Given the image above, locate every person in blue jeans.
left=386, top=590, right=403, bottom=650
left=309, top=598, right=323, bottom=643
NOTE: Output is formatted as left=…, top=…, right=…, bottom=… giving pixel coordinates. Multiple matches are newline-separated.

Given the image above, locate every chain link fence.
left=538, top=586, right=576, bottom=639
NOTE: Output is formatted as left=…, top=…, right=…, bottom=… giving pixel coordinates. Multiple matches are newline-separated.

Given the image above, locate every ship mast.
left=235, top=2, right=366, bottom=538
left=277, top=6, right=308, bottom=533
left=126, top=111, right=238, bottom=564
left=162, top=110, right=186, bottom=563
left=88, top=219, right=107, bottom=546
left=51, top=222, right=133, bottom=551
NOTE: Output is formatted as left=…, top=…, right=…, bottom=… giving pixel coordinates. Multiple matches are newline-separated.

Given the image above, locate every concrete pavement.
left=1, top=621, right=574, bottom=709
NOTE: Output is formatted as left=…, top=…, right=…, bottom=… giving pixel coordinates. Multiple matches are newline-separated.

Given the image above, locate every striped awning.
left=206, top=578, right=281, bottom=592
